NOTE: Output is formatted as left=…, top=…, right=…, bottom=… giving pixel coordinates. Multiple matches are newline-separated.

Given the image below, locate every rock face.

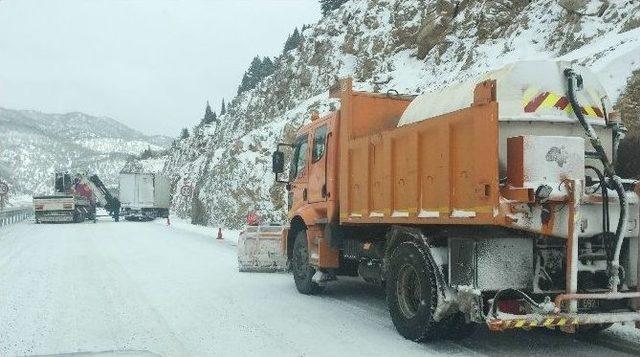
left=164, top=0, right=640, bottom=228
left=615, top=69, right=640, bottom=179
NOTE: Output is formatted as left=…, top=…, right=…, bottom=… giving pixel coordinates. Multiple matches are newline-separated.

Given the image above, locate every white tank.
left=398, top=61, right=614, bottom=176
left=399, top=60, right=612, bottom=126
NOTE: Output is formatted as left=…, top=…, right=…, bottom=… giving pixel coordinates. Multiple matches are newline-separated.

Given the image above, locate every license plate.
left=579, top=299, right=599, bottom=310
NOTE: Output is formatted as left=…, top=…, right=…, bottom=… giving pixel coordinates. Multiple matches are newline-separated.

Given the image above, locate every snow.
left=0, top=107, right=171, bottom=197
left=607, top=323, right=640, bottom=345
left=78, top=138, right=164, bottom=156
left=165, top=0, right=640, bottom=229
left=0, top=219, right=638, bottom=356
left=158, top=216, right=242, bottom=245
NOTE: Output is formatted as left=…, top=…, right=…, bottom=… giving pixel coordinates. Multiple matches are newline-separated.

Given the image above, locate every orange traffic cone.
left=217, top=227, right=223, bottom=240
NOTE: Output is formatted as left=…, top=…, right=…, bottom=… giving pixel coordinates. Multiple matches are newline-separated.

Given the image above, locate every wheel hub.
left=397, top=264, right=422, bottom=319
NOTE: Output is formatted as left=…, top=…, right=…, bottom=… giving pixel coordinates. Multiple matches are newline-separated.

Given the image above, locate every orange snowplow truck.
left=272, top=61, right=640, bottom=341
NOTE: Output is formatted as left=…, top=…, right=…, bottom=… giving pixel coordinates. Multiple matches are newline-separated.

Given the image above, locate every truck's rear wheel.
left=439, top=312, right=477, bottom=340
left=292, top=230, right=322, bottom=295
left=386, top=241, right=442, bottom=341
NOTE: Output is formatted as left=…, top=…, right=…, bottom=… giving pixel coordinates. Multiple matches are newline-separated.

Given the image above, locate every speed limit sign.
left=180, top=185, right=193, bottom=197
left=0, top=182, right=8, bottom=196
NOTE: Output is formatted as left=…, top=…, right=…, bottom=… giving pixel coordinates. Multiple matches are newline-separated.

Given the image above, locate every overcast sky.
left=0, top=0, right=320, bottom=137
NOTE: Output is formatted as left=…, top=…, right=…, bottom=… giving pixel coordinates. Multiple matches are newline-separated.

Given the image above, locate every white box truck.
left=119, top=173, right=170, bottom=221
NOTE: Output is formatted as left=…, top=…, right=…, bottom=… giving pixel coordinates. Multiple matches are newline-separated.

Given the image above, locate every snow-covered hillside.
left=0, top=108, right=172, bottom=197
left=165, top=0, right=640, bottom=228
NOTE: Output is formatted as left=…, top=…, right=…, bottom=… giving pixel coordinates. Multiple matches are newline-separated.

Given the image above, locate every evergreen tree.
left=180, top=128, right=189, bottom=139
left=261, top=57, right=276, bottom=78
left=320, top=0, right=348, bottom=16
left=220, top=99, right=226, bottom=115
left=139, top=146, right=153, bottom=159
left=202, top=101, right=217, bottom=125
left=237, top=56, right=277, bottom=95
left=237, top=56, right=262, bottom=94
left=283, top=28, right=302, bottom=53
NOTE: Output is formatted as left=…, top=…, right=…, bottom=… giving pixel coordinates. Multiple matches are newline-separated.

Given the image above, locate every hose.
left=564, top=68, right=628, bottom=291
left=490, top=288, right=546, bottom=318
left=585, top=165, right=610, bottom=257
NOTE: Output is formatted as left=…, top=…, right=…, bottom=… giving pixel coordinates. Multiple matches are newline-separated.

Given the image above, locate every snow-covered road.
left=0, top=219, right=638, bottom=357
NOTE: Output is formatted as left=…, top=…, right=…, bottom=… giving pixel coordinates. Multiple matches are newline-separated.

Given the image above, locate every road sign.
left=0, top=182, right=8, bottom=196
left=180, top=185, right=193, bottom=197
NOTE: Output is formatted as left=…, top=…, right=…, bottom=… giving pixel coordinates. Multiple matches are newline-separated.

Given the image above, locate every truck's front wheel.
left=292, top=230, right=322, bottom=295
left=386, top=241, right=441, bottom=341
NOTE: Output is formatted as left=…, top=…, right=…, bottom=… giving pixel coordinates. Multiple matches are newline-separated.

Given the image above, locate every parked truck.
left=119, top=173, right=170, bottom=221
left=271, top=61, right=640, bottom=340
left=33, top=173, right=96, bottom=223
left=33, top=172, right=121, bottom=223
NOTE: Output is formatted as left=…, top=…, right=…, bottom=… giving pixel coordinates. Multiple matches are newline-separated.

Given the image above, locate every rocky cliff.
left=164, top=0, right=640, bottom=228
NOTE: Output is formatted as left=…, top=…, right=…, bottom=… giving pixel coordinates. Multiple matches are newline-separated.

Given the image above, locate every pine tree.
left=139, top=146, right=153, bottom=159
left=261, top=57, right=276, bottom=78
left=283, top=28, right=302, bottom=53
left=202, top=101, right=217, bottom=125
left=237, top=56, right=277, bottom=95
left=237, top=56, right=262, bottom=94
left=180, top=128, right=189, bottom=139
left=320, top=0, right=349, bottom=16
left=220, top=99, right=226, bottom=115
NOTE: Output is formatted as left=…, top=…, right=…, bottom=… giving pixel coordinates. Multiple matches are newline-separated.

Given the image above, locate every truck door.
left=137, top=175, right=155, bottom=207
left=308, top=125, right=328, bottom=203
left=289, top=134, right=310, bottom=211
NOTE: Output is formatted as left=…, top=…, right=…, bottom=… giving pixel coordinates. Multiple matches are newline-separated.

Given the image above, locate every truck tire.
left=292, top=230, right=322, bottom=295
left=386, top=241, right=443, bottom=341
left=438, top=312, right=477, bottom=340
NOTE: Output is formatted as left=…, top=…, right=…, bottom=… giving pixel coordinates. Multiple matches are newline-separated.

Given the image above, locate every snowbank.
left=155, top=216, right=241, bottom=245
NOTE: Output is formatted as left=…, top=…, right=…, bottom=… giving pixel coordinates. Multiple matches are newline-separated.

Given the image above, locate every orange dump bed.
left=338, top=79, right=501, bottom=225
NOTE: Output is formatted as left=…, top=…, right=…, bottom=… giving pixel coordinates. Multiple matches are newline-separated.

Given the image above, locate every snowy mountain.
left=164, top=0, right=640, bottom=228
left=0, top=107, right=172, bottom=197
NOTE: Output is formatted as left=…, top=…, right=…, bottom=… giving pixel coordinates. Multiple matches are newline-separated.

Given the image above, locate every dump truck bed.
left=338, top=81, right=500, bottom=226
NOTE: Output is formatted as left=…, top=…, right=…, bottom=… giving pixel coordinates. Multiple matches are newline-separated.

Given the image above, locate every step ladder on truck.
left=269, top=61, right=640, bottom=340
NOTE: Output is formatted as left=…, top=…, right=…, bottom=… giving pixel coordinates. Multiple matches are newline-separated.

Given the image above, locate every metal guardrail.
left=0, top=207, right=34, bottom=227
